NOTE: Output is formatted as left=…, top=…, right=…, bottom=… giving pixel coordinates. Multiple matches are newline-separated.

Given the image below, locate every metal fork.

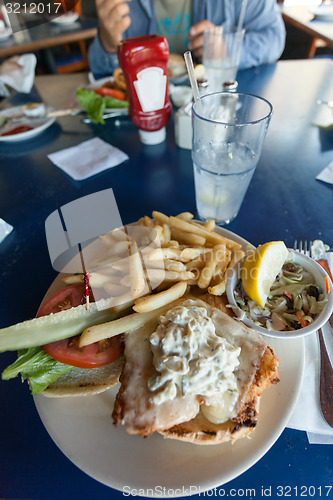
left=294, top=240, right=333, bottom=428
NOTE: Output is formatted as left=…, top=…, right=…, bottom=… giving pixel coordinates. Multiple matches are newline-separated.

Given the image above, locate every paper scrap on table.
left=312, top=105, right=333, bottom=129
left=316, top=161, right=333, bottom=185
left=0, top=218, right=13, bottom=244
left=48, top=137, right=129, bottom=181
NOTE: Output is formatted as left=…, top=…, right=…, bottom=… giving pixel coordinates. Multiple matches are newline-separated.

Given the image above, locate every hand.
left=96, top=0, right=132, bottom=54
left=188, top=20, right=216, bottom=60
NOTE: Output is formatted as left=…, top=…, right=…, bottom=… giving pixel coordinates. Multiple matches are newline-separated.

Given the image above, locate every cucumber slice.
left=0, top=298, right=119, bottom=352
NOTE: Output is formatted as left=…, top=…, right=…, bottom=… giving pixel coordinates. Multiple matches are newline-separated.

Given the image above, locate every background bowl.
left=226, top=250, right=333, bottom=339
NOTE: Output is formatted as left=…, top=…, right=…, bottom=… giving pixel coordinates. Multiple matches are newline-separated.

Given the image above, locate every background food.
left=168, top=53, right=186, bottom=79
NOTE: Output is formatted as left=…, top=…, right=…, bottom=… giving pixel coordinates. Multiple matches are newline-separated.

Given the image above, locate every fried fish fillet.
left=112, top=297, right=279, bottom=443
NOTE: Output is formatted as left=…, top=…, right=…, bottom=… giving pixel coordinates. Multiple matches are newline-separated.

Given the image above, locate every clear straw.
left=183, top=50, right=203, bottom=114
left=237, top=0, right=248, bottom=32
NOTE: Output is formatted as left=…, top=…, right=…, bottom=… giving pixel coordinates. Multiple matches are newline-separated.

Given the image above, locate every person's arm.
left=188, top=0, right=285, bottom=68
left=88, top=0, right=132, bottom=78
left=88, top=35, right=120, bottom=79
left=238, top=1, right=286, bottom=68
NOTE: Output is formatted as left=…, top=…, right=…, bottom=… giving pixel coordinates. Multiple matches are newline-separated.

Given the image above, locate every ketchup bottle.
left=118, top=34, right=172, bottom=145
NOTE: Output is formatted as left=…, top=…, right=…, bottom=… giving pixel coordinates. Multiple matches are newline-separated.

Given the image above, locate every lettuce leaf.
left=76, top=88, right=128, bottom=124
left=76, top=88, right=106, bottom=124
left=103, top=95, right=129, bottom=109
left=2, top=347, right=74, bottom=395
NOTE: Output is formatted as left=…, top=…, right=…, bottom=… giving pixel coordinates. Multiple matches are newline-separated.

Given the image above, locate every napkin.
left=48, top=137, right=129, bottom=181
left=316, top=161, right=333, bottom=185
left=0, top=54, right=37, bottom=95
left=0, top=218, right=13, bottom=244
left=287, top=251, right=333, bottom=444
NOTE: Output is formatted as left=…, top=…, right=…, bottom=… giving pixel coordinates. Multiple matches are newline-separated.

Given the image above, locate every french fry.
left=79, top=302, right=175, bottom=347
left=110, top=291, right=135, bottom=307
left=208, top=280, right=227, bottom=296
left=180, top=246, right=210, bottom=261
left=208, top=249, right=245, bottom=296
left=110, top=228, right=128, bottom=242
left=62, top=272, right=123, bottom=288
left=133, top=281, right=187, bottom=313
left=170, top=227, right=206, bottom=246
left=170, top=216, right=241, bottom=250
left=152, top=224, right=163, bottom=243
left=146, top=259, right=186, bottom=272
left=163, top=239, right=179, bottom=249
left=152, top=210, right=169, bottom=225
left=89, top=272, right=121, bottom=288
left=185, top=255, right=206, bottom=272
left=198, top=244, right=227, bottom=289
left=164, top=259, right=187, bottom=272
left=212, top=251, right=231, bottom=279
left=226, top=249, right=246, bottom=274
left=62, top=274, right=84, bottom=285
left=91, top=240, right=130, bottom=268
left=120, top=275, right=132, bottom=287
left=162, top=223, right=171, bottom=245
left=121, top=261, right=176, bottom=290
left=143, top=215, right=154, bottom=227
left=111, top=258, right=131, bottom=272
left=176, top=212, right=194, bottom=221
left=103, top=282, right=129, bottom=296
left=145, top=269, right=195, bottom=283
left=146, top=247, right=181, bottom=261
left=204, top=219, right=215, bottom=232
left=129, top=241, right=149, bottom=299
left=98, top=233, right=115, bottom=246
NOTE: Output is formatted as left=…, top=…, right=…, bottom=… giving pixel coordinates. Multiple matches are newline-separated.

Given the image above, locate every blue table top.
left=0, top=58, right=332, bottom=499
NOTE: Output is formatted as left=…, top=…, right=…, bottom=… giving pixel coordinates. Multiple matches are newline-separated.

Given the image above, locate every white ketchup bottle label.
left=133, top=67, right=167, bottom=112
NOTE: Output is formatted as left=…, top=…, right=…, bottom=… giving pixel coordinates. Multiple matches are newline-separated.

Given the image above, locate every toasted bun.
left=42, top=357, right=123, bottom=397
left=159, top=403, right=259, bottom=445
left=168, top=53, right=186, bottom=78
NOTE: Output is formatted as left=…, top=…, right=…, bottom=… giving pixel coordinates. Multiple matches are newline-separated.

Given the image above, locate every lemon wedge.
left=241, top=241, right=289, bottom=307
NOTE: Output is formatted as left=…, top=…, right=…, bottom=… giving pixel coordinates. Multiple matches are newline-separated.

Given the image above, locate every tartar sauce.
left=148, top=300, right=241, bottom=422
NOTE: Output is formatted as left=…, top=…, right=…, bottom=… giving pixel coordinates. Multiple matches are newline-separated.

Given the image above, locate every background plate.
left=310, top=5, right=333, bottom=20
left=0, top=118, right=55, bottom=142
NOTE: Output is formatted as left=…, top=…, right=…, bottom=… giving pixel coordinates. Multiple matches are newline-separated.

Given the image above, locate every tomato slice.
left=38, top=284, right=122, bottom=369
left=42, top=336, right=121, bottom=369
left=37, top=284, right=88, bottom=316
left=94, top=87, right=126, bottom=100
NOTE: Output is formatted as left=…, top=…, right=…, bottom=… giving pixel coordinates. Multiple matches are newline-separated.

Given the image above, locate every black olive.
left=307, top=285, right=319, bottom=299
left=283, top=293, right=294, bottom=308
left=283, top=262, right=297, bottom=273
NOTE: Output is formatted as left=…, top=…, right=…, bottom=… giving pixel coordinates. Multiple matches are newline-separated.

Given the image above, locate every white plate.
left=310, top=5, right=333, bottom=20
left=32, top=227, right=304, bottom=496
left=50, top=12, right=79, bottom=24
left=0, top=105, right=55, bottom=142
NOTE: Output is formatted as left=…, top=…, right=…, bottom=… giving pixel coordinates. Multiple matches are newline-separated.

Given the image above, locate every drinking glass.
left=192, top=92, right=273, bottom=225
left=203, top=26, right=245, bottom=93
